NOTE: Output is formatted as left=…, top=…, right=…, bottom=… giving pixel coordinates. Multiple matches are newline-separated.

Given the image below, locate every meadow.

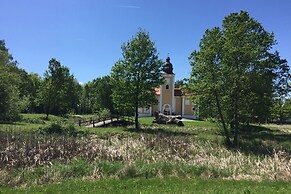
left=0, top=114, right=290, bottom=193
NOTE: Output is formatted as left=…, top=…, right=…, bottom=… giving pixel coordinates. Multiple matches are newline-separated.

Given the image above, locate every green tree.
left=14, top=69, right=43, bottom=113
left=0, top=40, right=21, bottom=121
left=83, top=76, right=114, bottom=114
left=283, top=98, right=291, bottom=121
left=27, top=73, right=43, bottom=113
left=1, top=40, right=43, bottom=115
left=38, top=58, right=80, bottom=118
left=0, top=40, right=17, bottom=67
left=175, top=79, right=186, bottom=88
left=111, top=30, right=163, bottom=130
left=188, top=11, right=290, bottom=147
left=271, top=97, right=291, bottom=123
left=0, top=65, right=21, bottom=121
left=79, top=83, right=92, bottom=114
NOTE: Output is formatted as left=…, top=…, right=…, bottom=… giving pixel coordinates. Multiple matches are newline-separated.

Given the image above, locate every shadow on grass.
left=0, top=122, right=26, bottom=125
left=125, top=127, right=196, bottom=137
left=238, top=125, right=291, bottom=156
left=102, top=120, right=134, bottom=127
left=101, top=120, right=196, bottom=137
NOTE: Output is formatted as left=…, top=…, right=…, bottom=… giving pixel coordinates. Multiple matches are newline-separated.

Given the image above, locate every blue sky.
left=1, top=0, right=290, bottom=84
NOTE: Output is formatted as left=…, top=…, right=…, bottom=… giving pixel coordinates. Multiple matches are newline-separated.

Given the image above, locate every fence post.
left=79, top=119, right=81, bottom=127
left=93, top=120, right=95, bottom=127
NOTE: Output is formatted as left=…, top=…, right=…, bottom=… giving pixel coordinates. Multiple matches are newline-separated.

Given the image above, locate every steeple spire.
left=163, top=55, right=174, bottom=74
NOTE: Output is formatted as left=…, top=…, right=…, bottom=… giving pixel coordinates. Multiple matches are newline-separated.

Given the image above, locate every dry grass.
left=262, top=124, right=291, bottom=133
left=1, top=124, right=290, bottom=186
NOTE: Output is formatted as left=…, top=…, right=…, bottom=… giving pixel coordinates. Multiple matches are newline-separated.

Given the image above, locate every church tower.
left=159, top=57, right=175, bottom=115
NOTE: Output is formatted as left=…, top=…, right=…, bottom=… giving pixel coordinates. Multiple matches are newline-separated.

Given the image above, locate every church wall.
left=183, top=96, right=194, bottom=116
left=161, top=89, right=172, bottom=105
left=152, top=103, right=159, bottom=115
left=161, top=82, right=173, bottom=104
left=161, top=74, right=174, bottom=114
left=138, top=57, right=197, bottom=119
left=175, top=96, right=182, bottom=115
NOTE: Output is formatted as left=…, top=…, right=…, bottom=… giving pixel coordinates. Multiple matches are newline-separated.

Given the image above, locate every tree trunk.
left=233, top=94, right=239, bottom=148
left=44, top=104, right=49, bottom=120
left=46, top=110, right=49, bottom=120
left=135, top=105, right=139, bottom=130
left=215, top=90, right=231, bottom=146
left=135, top=71, right=140, bottom=130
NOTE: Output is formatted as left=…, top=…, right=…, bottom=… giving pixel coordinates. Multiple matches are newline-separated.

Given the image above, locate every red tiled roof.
left=155, top=88, right=160, bottom=95
left=155, top=88, right=183, bottom=96
left=174, top=88, right=183, bottom=96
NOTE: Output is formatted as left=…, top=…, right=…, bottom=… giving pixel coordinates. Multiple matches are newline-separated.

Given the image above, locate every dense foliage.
left=80, top=76, right=114, bottom=114
left=37, top=58, right=81, bottom=118
left=0, top=40, right=43, bottom=121
left=188, top=11, right=290, bottom=146
left=111, top=30, right=163, bottom=129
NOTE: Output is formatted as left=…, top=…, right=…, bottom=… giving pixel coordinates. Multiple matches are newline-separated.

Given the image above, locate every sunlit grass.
left=138, top=116, right=217, bottom=128
left=1, top=177, right=290, bottom=194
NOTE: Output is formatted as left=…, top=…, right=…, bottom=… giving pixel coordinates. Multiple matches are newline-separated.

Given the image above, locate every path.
left=85, top=118, right=117, bottom=128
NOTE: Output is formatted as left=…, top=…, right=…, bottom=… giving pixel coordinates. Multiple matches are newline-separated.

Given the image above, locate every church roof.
left=174, top=88, right=183, bottom=96
left=163, top=56, right=174, bottom=74
left=155, top=88, right=183, bottom=96
left=155, top=88, right=160, bottom=95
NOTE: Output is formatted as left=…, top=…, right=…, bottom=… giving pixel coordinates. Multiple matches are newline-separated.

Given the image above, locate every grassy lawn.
left=0, top=114, right=290, bottom=193
left=138, top=116, right=217, bottom=128
left=1, top=178, right=290, bottom=194
left=0, top=115, right=217, bottom=135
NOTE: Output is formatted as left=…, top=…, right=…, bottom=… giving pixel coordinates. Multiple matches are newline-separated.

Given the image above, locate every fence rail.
left=76, top=115, right=134, bottom=127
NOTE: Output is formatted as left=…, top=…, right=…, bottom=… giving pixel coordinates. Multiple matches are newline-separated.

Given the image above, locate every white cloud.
left=119, top=5, right=141, bottom=9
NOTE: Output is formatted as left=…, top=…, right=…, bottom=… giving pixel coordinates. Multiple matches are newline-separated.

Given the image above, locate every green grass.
left=0, top=122, right=41, bottom=133
left=138, top=116, right=155, bottom=125
left=0, top=114, right=290, bottom=192
left=1, top=178, right=290, bottom=194
left=20, top=113, right=67, bottom=123
left=239, top=124, right=291, bottom=155
left=0, top=115, right=216, bottom=136
left=138, top=116, right=217, bottom=128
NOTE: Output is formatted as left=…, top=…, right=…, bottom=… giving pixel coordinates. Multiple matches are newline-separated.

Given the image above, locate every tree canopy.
left=81, top=76, right=114, bottom=114
left=188, top=11, right=290, bottom=147
left=0, top=40, right=22, bottom=121
left=38, top=58, right=80, bottom=118
left=111, top=30, right=163, bottom=130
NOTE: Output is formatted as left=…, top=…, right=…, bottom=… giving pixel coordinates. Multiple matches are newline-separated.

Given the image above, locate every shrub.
left=99, top=108, right=111, bottom=118
left=60, top=159, right=93, bottom=178
left=37, top=124, right=79, bottom=137
left=22, top=117, right=45, bottom=124
left=97, top=160, right=123, bottom=176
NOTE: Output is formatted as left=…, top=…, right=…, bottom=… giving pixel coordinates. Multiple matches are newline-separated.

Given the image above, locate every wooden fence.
left=77, top=115, right=134, bottom=127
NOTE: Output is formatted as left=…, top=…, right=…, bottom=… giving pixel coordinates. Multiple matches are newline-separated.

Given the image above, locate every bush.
left=21, top=117, right=45, bottom=124
left=59, top=159, right=93, bottom=178
left=99, top=108, right=111, bottom=118
left=37, top=124, right=79, bottom=136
